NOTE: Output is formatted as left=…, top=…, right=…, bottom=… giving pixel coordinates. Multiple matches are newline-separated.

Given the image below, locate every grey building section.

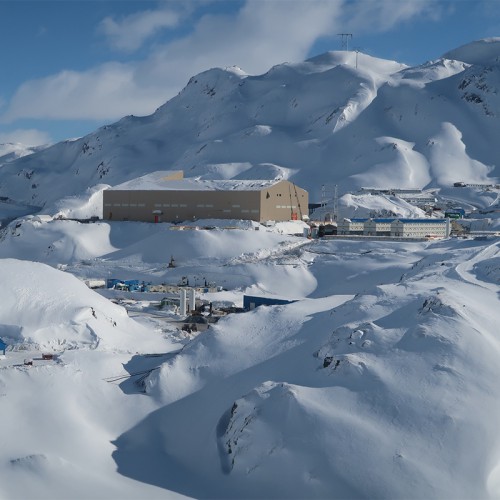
left=103, top=171, right=308, bottom=223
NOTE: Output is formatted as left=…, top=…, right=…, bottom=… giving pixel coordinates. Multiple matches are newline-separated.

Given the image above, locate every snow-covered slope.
left=1, top=39, right=499, bottom=209
left=109, top=237, right=500, bottom=499
left=1, top=213, right=500, bottom=498
left=0, top=258, right=174, bottom=352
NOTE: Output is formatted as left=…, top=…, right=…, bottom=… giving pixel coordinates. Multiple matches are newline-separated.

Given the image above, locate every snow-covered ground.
left=0, top=211, right=499, bottom=499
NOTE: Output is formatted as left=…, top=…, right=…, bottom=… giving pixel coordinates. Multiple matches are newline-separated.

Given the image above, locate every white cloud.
left=0, top=128, right=52, bottom=147
left=98, top=4, right=185, bottom=52
left=0, top=62, right=163, bottom=122
left=1, top=0, right=438, bottom=125
left=142, top=0, right=345, bottom=79
left=344, top=0, right=441, bottom=33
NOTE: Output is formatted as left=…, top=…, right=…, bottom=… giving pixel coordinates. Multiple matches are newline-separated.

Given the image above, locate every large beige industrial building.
left=103, top=171, right=308, bottom=223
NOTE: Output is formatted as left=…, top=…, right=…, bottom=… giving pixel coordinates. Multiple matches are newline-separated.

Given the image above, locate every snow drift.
left=0, top=258, right=168, bottom=352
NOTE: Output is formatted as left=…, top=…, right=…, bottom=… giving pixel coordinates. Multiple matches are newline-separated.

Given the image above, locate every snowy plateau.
left=0, top=38, right=500, bottom=499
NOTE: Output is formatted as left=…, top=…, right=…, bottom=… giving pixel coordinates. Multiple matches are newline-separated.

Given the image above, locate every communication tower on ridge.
left=321, top=184, right=339, bottom=222
left=337, top=33, right=353, bottom=51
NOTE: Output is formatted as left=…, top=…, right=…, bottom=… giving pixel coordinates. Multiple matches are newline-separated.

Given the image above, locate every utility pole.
left=337, top=33, right=352, bottom=51
left=321, top=184, right=339, bottom=221
left=321, top=184, right=328, bottom=210
left=333, top=184, right=339, bottom=221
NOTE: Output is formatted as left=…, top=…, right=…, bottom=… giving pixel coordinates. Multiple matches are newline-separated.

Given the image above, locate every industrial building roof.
left=397, top=219, right=447, bottom=223
left=110, top=171, right=281, bottom=192
left=344, top=218, right=447, bottom=223
left=345, top=218, right=402, bottom=223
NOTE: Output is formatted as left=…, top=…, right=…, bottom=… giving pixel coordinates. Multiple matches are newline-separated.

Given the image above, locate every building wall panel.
left=259, top=181, right=308, bottom=222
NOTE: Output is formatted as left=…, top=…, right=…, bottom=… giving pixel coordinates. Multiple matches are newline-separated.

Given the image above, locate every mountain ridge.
left=1, top=38, right=499, bottom=208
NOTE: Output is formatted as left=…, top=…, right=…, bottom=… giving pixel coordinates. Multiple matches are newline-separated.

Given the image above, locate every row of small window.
left=155, top=203, right=252, bottom=209
left=105, top=203, right=209, bottom=208
left=222, top=209, right=259, bottom=213
left=104, top=202, right=258, bottom=213
left=155, top=203, right=188, bottom=208
left=401, top=233, right=446, bottom=236
left=105, top=203, right=146, bottom=207
left=276, top=205, right=296, bottom=209
left=398, top=224, right=444, bottom=227
left=399, top=228, right=446, bottom=232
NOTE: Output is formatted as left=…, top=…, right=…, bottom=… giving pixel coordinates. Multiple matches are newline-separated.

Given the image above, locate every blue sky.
left=0, top=0, right=498, bottom=146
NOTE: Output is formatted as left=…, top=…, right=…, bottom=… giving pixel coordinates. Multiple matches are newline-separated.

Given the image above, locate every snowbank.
left=0, top=258, right=172, bottom=352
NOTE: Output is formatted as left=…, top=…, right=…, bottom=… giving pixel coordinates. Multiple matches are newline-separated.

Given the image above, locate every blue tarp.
left=107, top=278, right=148, bottom=291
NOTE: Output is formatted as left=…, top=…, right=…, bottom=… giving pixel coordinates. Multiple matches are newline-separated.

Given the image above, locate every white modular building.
left=337, top=218, right=365, bottom=235
left=338, top=218, right=450, bottom=239
left=391, top=218, right=450, bottom=238
left=363, top=218, right=393, bottom=236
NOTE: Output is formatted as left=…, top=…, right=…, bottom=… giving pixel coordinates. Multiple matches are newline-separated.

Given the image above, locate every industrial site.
left=1, top=35, right=500, bottom=500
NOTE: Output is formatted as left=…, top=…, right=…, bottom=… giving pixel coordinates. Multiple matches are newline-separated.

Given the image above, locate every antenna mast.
left=321, top=184, right=328, bottom=210
left=321, top=183, right=339, bottom=222
left=333, top=184, right=339, bottom=221
left=354, top=48, right=360, bottom=69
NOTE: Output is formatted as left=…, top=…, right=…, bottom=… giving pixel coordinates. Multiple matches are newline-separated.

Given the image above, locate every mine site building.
left=103, top=171, right=308, bottom=223
left=337, top=218, right=365, bottom=235
left=338, top=218, right=450, bottom=239
left=392, top=218, right=450, bottom=238
left=363, top=218, right=393, bottom=237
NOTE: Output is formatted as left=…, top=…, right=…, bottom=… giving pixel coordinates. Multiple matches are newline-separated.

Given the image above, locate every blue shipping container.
left=243, top=295, right=297, bottom=310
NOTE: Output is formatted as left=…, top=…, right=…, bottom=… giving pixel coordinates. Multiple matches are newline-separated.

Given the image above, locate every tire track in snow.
left=453, top=240, right=500, bottom=292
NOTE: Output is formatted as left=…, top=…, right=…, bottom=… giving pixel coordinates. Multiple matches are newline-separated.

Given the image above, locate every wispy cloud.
left=0, top=128, right=51, bottom=146
left=344, top=0, right=442, bottom=32
left=1, top=63, right=160, bottom=122
left=1, top=0, right=438, bottom=125
left=98, top=3, right=186, bottom=52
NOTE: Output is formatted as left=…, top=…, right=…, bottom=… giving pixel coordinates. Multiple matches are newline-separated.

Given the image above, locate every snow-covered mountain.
left=2, top=38, right=500, bottom=209
left=1, top=39, right=500, bottom=500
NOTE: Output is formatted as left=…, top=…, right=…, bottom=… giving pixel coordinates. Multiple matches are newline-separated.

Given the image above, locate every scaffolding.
left=321, top=184, right=338, bottom=221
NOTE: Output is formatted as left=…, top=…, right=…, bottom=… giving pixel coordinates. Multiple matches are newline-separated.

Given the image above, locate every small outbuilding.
left=444, top=207, right=465, bottom=219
